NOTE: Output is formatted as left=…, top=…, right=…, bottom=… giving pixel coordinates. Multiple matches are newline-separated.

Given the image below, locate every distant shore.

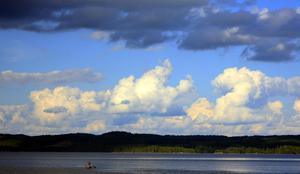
left=1, top=131, right=300, bottom=154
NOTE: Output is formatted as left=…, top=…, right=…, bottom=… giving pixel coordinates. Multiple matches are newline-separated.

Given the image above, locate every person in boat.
left=85, top=161, right=96, bottom=169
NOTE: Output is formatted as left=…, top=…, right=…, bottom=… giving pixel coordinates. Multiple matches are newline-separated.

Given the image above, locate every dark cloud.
left=179, top=26, right=253, bottom=50
left=1, top=0, right=300, bottom=62
left=242, top=40, right=300, bottom=62
left=44, top=106, right=68, bottom=114
left=110, top=30, right=173, bottom=48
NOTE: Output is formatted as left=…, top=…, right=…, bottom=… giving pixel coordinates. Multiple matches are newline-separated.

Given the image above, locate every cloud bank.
left=28, top=60, right=195, bottom=124
left=1, top=60, right=300, bottom=135
left=1, top=0, right=300, bottom=61
left=0, top=68, right=102, bottom=85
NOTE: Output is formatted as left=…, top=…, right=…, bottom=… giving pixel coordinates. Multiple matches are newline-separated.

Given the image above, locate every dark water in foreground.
left=0, top=152, right=300, bottom=173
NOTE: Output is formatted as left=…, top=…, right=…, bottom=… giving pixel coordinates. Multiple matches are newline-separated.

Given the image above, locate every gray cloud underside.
left=44, top=106, right=68, bottom=114
left=0, top=68, right=102, bottom=85
left=1, top=0, right=300, bottom=61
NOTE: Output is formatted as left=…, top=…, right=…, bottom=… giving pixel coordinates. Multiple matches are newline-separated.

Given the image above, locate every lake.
left=0, top=152, right=300, bottom=173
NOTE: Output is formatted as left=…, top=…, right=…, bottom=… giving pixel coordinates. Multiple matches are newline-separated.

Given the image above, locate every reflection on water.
left=0, top=152, right=300, bottom=173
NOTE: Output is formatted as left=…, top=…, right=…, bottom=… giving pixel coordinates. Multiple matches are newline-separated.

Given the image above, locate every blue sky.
left=0, top=0, right=300, bottom=135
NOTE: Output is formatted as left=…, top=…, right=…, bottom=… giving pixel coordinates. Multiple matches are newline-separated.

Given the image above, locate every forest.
left=1, top=131, right=300, bottom=154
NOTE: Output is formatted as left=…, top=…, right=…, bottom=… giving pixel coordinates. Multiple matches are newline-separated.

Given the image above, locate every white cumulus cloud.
left=0, top=105, right=28, bottom=125
left=28, top=60, right=195, bottom=124
left=85, top=120, right=106, bottom=133
left=187, top=67, right=297, bottom=125
left=2, top=60, right=300, bottom=136
left=268, top=101, right=283, bottom=115
left=107, top=60, right=194, bottom=114
left=294, top=100, right=300, bottom=113
left=30, top=87, right=104, bottom=123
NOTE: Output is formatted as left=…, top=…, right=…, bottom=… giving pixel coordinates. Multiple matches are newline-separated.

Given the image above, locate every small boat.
left=85, top=161, right=96, bottom=169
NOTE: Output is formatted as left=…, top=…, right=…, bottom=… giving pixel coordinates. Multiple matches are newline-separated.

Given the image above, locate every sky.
left=0, top=0, right=300, bottom=136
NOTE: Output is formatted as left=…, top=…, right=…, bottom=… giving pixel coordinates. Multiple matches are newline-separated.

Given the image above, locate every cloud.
left=0, top=105, right=28, bottom=125
left=2, top=60, right=300, bottom=135
left=180, top=26, right=255, bottom=50
left=186, top=98, right=213, bottom=121
left=30, top=87, right=104, bottom=123
left=84, top=120, right=106, bottom=133
left=119, top=115, right=191, bottom=134
left=90, top=31, right=111, bottom=40
left=187, top=67, right=299, bottom=125
left=242, top=40, right=300, bottom=62
left=0, top=105, right=30, bottom=135
left=288, top=77, right=300, bottom=96
left=294, top=100, right=300, bottom=113
left=267, top=101, right=283, bottom=115
left=0, top=69, right=102, bottom=86
left=1, top=0, right=300, bottom=61
left=28, top=60, right=195, bottom=124
left=107, top=60, right=194, bottom=114
left=43, top=106, right=68, bottom=114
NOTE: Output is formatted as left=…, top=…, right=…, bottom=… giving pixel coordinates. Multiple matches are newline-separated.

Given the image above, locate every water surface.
left=1, top=152, right=300, bottom=173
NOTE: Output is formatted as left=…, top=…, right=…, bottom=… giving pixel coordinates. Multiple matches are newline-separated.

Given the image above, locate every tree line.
left=1, top=131, right=300, bottom=153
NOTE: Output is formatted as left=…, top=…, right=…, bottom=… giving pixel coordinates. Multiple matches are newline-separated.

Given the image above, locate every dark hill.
left=1, top=131, right=300, bottom=153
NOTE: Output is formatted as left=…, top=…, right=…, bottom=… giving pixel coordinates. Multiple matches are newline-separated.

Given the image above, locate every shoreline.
left=1, top=151, right=300, bottom=155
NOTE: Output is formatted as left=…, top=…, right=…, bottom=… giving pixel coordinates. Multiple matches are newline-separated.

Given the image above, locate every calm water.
left=0, top=152, right=300, bottom=173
